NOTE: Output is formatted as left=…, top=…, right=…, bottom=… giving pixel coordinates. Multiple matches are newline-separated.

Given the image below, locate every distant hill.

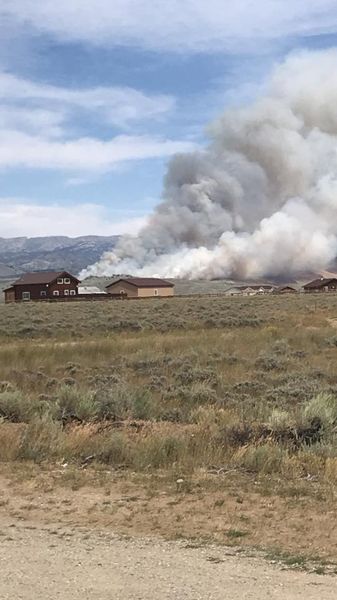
left=0, top=235, right=119, bottom=279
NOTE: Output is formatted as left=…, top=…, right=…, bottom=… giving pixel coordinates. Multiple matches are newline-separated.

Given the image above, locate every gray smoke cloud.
left=82, top=49, right=337, bottom=280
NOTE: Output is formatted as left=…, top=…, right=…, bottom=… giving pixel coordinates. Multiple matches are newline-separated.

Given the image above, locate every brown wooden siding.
left=304, top=283, right=337, bottom=293
left=4, top=288, right=15, bottom=303
left=7, top=275, right=80, bottom=302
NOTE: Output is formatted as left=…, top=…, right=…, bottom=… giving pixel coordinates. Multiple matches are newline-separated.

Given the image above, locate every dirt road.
left=0, top=518, right=336, bottom=600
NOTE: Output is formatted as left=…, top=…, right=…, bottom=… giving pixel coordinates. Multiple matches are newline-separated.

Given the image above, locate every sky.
left=2, top=1, right=337, bottom=238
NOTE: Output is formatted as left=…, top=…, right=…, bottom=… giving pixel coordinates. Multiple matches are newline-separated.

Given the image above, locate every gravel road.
left=0, top=519, right=336, bottom=599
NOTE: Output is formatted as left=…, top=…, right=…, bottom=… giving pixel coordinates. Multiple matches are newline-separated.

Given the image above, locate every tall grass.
left=0, top=293, right=337, bottom=485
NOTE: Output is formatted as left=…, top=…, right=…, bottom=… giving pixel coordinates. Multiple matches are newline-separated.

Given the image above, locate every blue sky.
left=1, top=0, right=337, bottom=237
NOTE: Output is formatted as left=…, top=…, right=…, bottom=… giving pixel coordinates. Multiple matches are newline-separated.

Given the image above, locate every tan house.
left=106, top=277, right=174, bottom=298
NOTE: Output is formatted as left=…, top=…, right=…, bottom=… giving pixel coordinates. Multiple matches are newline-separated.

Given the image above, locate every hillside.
left=0, top=235, right=119, bottom=279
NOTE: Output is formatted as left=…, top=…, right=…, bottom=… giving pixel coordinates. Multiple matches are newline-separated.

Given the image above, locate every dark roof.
left=303, top=278, right=337, bottom=290
left=106, top=277, right=174, bottom=289
left=236, top=285, right=274, bottom=291
left=13, top=271, right=80, bottom=285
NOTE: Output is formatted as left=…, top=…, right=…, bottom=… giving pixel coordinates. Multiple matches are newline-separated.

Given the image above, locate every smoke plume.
left=82, top=49, right=337, bottom=280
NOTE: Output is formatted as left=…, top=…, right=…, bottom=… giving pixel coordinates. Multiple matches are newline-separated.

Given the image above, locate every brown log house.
left=4, top=271, right=80, bottom=303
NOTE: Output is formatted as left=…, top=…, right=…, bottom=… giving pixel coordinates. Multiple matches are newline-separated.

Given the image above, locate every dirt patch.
left=1, top=465, right=337, bottom=564
left=327, top=318, right=337, bottom=329
left=1, top=517, right=337, bottom=600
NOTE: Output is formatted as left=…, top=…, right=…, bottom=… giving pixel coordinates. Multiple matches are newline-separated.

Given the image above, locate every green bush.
left=0, top=390, right=46, bottom=422
left=55, top=385, right=98, bottom=421
left=303, top=393, right=337, bottom=431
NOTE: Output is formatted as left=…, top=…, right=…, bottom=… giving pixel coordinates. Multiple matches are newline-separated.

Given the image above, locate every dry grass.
left=1, top=293, right=337, bottom=559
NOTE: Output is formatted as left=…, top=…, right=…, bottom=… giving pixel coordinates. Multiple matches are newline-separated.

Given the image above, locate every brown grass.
left=1, top=293, right=337, bottom=561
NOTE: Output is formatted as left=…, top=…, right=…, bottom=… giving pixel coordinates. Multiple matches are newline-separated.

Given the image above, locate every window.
left=70, top=290, right=76, bottom=296
left=53, top=290, right=60, bottom=297
left=64, top=278, right=70, bottom=284
left=64, top=289, right=69, bottom=296
left=40, top=291, right=47, bottom=298
left=57, top=278, right=63, bottom=284
left=22, top=291, right=30, bottom=301
left=154, top=289, right=159, bottom=296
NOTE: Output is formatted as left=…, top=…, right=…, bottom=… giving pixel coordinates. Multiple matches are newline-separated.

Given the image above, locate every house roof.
left=303, top=278, right=337, bottom=289
left=227, top=284, right=274, bottom=292
left=106, top=277, right=174, bottom=289
left=13, top=271, right=80, bottom=285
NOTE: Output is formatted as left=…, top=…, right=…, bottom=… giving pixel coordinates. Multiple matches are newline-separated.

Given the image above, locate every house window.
left=64, top=289, right=69, bottom=296
left=53, top=290, right=60, bottom=297
left=57, top=278, right=63, bottom=284
left=22, top=291, right=31, bottom=301
left=40, top=291, right=47, bottom=298
left=154, top=289, right=159, bottom=296
left=64, top=278, right=70, bottom=284
left=70, top=290, right=76, bottom=296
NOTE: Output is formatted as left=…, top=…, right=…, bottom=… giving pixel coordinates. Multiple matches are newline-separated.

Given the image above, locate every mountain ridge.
left=0, top=235, right=119, bottom=279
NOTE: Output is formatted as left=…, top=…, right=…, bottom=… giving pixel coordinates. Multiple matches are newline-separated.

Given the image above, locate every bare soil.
left=1, top=465, right=337, bottom=561
left=1, top=516, right=337, bottom=600
left=1, top=466, right=337, bottom=598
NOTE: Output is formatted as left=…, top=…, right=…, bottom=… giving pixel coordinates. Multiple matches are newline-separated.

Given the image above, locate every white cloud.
left=0, top=71, right=175, bottom=129
left=0, top=72, right=191, bottom=172
left=0, top=131, right=196, bottom=171
left=2, top=0, right=337, bottom=53
left=0, top=198, right=148, bottom=237
left=0, top=106, right=65, bottom=137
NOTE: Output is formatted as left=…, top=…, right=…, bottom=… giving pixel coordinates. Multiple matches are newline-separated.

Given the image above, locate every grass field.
left=2, top=292, right=337, bottom=566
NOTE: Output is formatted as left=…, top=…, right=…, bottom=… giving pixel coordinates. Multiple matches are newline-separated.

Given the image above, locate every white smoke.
left=82, top=49, right=337, bottom=280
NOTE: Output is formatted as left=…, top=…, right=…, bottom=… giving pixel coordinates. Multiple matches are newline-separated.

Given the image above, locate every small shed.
left=106, top=277, right=174, bottom=298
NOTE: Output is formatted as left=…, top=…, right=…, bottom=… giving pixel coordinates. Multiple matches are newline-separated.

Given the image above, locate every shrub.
left=94, top=431, right=133, bottom=466
left=18, top=417, right=63, bottom=461
left=268, top=409, right=292, bottom=430
left=135, top=434, right=187, bottom=469
left=255, top=352, right=286, bottom=371
left=0, top=381, right=16, bottom=393
left=326, top=335, right=337, bottom=347
left=55, top=385, right=97, bottom=422
left=270, top=339, right=290, bottom=355
left=303, top=393, right=337, bottom=432
left=0, top=390, right=46, bottom=422
left=132, top=390, right=154, bottom=420
left=184, top=382, right=218, bottom=405
left=175, top=366, right=218, bottom=387
left=232, top=444, right=286, bottom=474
